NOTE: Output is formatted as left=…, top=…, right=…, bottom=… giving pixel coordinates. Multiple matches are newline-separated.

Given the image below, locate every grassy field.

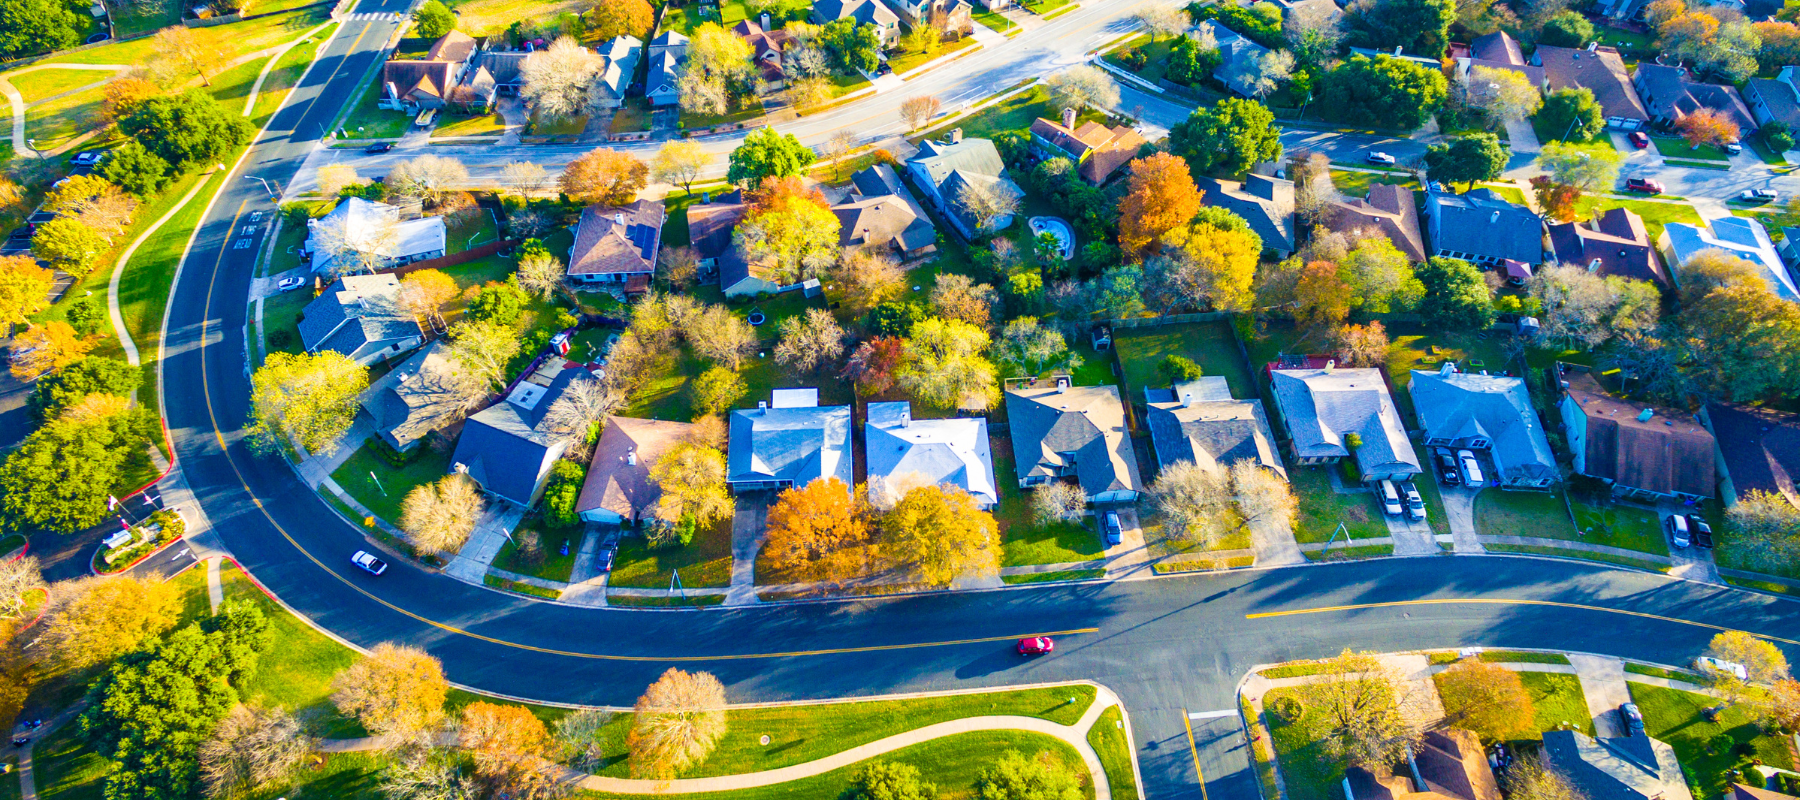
left=1113, top=321, right=1256, bottom=401
left=7, top=68, right=113, bottom=104
left=1473, top=488, right=1670, bottom=556
left=42, top=6, right=330, bottom=68
left=1087, top=706, right=1137, bottom=800
left=1624, top=663, right=1698, bottom=681
left=915, top=86, right=1104, bottom=144
left=329, top=442, right=453, bottom=526
left=432, top=109, right=508, bottom=137
left=216, top=563, right=361, bottom=725
left=1002, top=568, right=1107, bottom=584
left=973, top=8, right=1017, bottom=34
left=32, top=722, right=107, bottom=800
left=445, top=0, right=588, bottom=36
left=1104, top=33, right=1171, bottom=83
left=889, top=36, right=978, bottom=76
left=1631, top=682, right=1795, bottom=799
left=609, top=517, right=733, bottom=588
left=1330, top=169, right=1421, bottom=197
left=1290, top=466, right=1386, bottom=543
left=24, top=83, right=109, bottom=151
left=1518, top=671, right=1594, bottom=737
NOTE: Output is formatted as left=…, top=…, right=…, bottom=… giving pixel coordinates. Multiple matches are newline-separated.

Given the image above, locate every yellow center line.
left=1182, top=707, right=1210, bottom=800
left=1247, top=598, right=1800, bottom=647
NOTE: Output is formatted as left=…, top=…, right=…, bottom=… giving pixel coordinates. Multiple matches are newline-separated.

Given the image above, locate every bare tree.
left=1529, top=264, right=1620, bottom=348
left=686, top=305, right=756, bottom=369
left=387, top=155, right=469, bottom=206
left=1231, top=461, right=1297, bottom=529
left=658, top=246, right=700, bottom=289
left=652, top=140, right=713, bottom=196
left=1294, top=152, right=1340, bottom=224
left=773, top=308, right=846, bottom=373
left=446, top=320, right=523, bottom=389
left=310, top=203, right=399, bottom=277
left=954, top=180, right=1020, bottom=236
left=376, top=747, right=470, bottom=800
left=0, top=555, right=44, bottom=619
left=540, top=377, right=622, bottom=459
left=1044, top=65, right=1119, bottom=113
left=899, top=95, right=943, bottom=131
left=556, top=709, right=616, bottom=770
left=506, top=208, right=553, bottom=239
left=331, top=643, right=450, bottom=749
left=678, top=72, right=729, bottom=116
left=501, top=161, right=553, bottom=194
left=150, top=26, right=224, bottom=87
left=1293, top=650, right=1422, bottom=770
left=831, top=248, right=905, bottom=315
left=823, top=129, right=857, bottom=179
left=1030, top=482, right=1088, bottom=526
left=317, top=164, right=363, bottom=197
left=1134, top=5, right=1189, bottom=41
left=628, top=668, right=728, bottom=780
left=1502, top=752, right=1587, bottom=800
left=516, top=250, right=566, bottom=301
left=399, top=474, right=487, bottom=556
left=200, top=704, right=316, bottom=799
left=1150, top=461, right=1237, bottom=547
left=44, top=176, right=137, bottom=240
left=520, top=36, right=607, bottom=121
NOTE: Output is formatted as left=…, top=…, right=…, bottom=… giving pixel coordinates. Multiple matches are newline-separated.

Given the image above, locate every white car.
left=1740, top=189, right=1778, bottom=202
left=1401, top=482, right=1426, bottom=521
left=1366, top=152, right=1397, bottom=166
left=1696, top=656, right=1748, bottom=680
left=351, top=550, right=388, bottom=576
left=276, top=276, right=306, bottom=293
left=1457, top=450, right=1486, bottom=487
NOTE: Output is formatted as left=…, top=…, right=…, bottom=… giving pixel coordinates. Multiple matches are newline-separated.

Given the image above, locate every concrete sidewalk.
left=444, top=505, right=524, bottom=584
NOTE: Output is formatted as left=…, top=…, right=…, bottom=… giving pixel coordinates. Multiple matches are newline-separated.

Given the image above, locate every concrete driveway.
left=1569, top=654, right=1631, bottom=738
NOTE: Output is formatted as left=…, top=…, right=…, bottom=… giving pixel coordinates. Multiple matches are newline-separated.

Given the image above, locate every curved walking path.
left=107, top=170, right=218, bottom=366
left=0, top=64, right=128, bottom=158
left=320, top=687, right=1125, bottom=799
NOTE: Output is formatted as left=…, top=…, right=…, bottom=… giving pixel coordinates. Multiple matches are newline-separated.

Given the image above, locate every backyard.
left=1113, top=320, right=1257, bottom=401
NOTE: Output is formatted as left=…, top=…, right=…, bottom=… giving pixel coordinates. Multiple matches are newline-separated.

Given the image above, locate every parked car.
left=1366, top=152, right=1397, bottom=166
left=1619, top=702, right=1645, bottom=736
left=365, top=142, right=394, bottom=153
left=1378, top=479, right=1404, bottom=517
left=1456, top=450, right=1485, bottom=487
left=1697, top=656, right=1748, bottom=680
left=351, top=550, right=388, bottom=576
left=1666, top=513, right=1691, bottom=548
left=1435, top=451, right=1461, bottom=486
left=1725, top=141, right=1744, bottom=154
left=1401, top=482, right=1426, bottom=521
left=276, top=276, right=306, bottom=292
left=1016, top=637, right=1054, bottom=656
left=1629, top=131, right=1650, bottom=148
left=599, top=548, right=615, bottom=573
left=1688, top=515, right=1714, bottom=549
left=1102, top=511, right=1123, bottom=547
left=70, top=149, right=108, bottom=166
left=1740, top=188, right=1779, bottom=202
left=1625, top=178, right=1664, bottom=194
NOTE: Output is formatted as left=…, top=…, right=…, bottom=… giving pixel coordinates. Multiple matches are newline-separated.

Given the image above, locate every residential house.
left=381, top=31, right=480, bottom=112
left=1533, top=45, right=1650, bottom=130
left=1144, top=376, right=1285, bottom=480
left=685, top=190, right=774, bottom=296
left=1632, top=63, right=1756, bottom=134
left=1271, top=0, right=1341, bottom=28
left=450, top=358, right=599, bottom=506
left=1424, top=187, right=1544, bottom=266
left=304, top=197, right=446, bottom=275
left=733, top=19, right=792, bottom=92
left=1344, top=729, right=1501, bottom=800
left=1542, top=729, right=1695, bottom=800
left=1268, top=361, right=1422, bottom=482
left=1322, top=184, right=1428, bottom=262
left=904, top=131, right=1024, bottom=239
left=726, top=390, right=854, bottom=493
left=1452, top=31, right=1544, bottom=87
left=566, top=200, right=665, bottom=295
left=590, top=36, right=643, bottom=108
left=646, top=31, right=688, bottom=107
left=1733, top=784, right=1800, bottom=800
left=1197, top=20, right=1272, bottom=98
left=359, top=342, right=468, bottom=453
left=865, top=401, right=997, bottom=508
left=575, top=416, right=692, bottom=525
left=1547, top=207, right=1667, bottom=287
left=1555, top=363, right=1715, bottom=502
left=1003, top=377, right=1143, bottom=503
left=1701, top=402, right=1800, bottom=508
left=835, top=165, right=938, bottom=257
left=1659, top=217, right=1799, bottom=301
left=1027, top=107, right=1147, bottom=185
left=1746, top=66, right=1800, bottom=132
left=297, top=274, right=423, bottom=365
left=1197, top=174, right=1296, bottom=257
left=477, top=50, right=528, bottom=97
left=810, top=0, right=899, bottom=46
left=889, top=0, right=973, bottom=34
left=1410, top=363, right=1557, bottom=489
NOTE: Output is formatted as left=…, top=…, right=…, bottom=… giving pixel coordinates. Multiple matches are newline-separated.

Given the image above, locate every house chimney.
left=1637, top=408, right=1654, bottom=422
left=1325, top=359, right=1336, bottom=373
left=1588, top=258, right=1602, bottom=271
left=1393, top=45, right=1403, bottom=56
left=949, top=128, right=963, bottom=144
left=627, top=446, right=638, bottom=466
left=1587, top=41, right=1599, bottom=52
left=1439, top=361, right=1455, bottom=377
left=1491, top=210, right=1500, bottom=223
left=900, top=409, right=911, bottom=427
left=758, top=400, right=768, bottom=414
left=760, top=11, right=770, bottom=29
left=1056, top=377, right=1070, bottom=393
left=615, top=213, right=625, bottom=225
left=1062, top=106, right=1076, bottom=129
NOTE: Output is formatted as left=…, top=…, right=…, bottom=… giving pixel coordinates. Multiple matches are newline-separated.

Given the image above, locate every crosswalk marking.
left=343, top=12, right=392, bottom=20
left=1186, top=709, right=1237, bottom=720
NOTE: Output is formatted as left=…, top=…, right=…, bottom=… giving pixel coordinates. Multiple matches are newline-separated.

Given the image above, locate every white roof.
left=865, top=401, right=997, bottom=506
left=1663, top=217, right=1798, bottom=300
left=771, top=388, right=819, bottom=408
left=306, top=197, right=447, bottom=274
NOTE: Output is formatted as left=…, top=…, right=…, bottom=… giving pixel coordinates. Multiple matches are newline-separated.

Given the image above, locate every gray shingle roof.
left=1146, top=396, right=1286, bottom=479
left=450, top=360, right=596, bottom=505
left=1634, top=63, right=1756, bottom=132
left=726, top=402, right=853, bottom=489
left=361, top=341, right=468, bottom=450
left=1197, top=175, right=1295, bottom=253
left=865, top=401, right=997, bottom=506
left=1270, top=367, right=1421, bottom=476
left=1705, top=402, right=1800, bottom=504
left=1410, top=366, right=1555, bottom=485
left=1426, top=187, right=1544, bottom=263
left=1004, top=382, right=1143, bottom=496
left=812, top=0, right=897, bottom=27
left=298, top=274, right=421, bottom=358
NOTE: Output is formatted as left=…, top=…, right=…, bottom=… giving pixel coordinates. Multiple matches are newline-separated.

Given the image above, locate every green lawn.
left=217, top=563, right=360, bottom=725
left=492, top=517, right=583, bottom=582
left=32, top=722, right=106, bottom=800
left=680, top=103, right=762, bottom=131
left=432, top=109, right=508, bottom=137
left=1022, top=0, right=1073, bottom=13
left=444, top=0, right=588, bottom=37
left=40, top=7, right=330, bottom=69
left=1104, top=34, right=1172, bottom=84
left=889, top=36, right=979, bottom=76
left=24, top=83, right=108, bottom=151
left=1087, top=706, right=1137, bottom=800
left=973, top=8, right=1017, bottom=34
left=1531, top=113, right=1618, bottom=149
left=337, top=77, right=411, bottom=139
left=1572, top=197, right=1703, bottom=242
left=1261, top=686, right=1345, bottom=800
left=1479, top=182, right=1529, bottom=207
left=262, top=285, right=311, bottom=355
left=1517, top=671, right=1594, bottom=738
left=1631, top=682, right=1795, bottom=799
left=1474, top=488, right=1668, bottom=556
left=1002, top=568, right=1107, bottom=584
left=1625, top=663, right=1698, bottom=682
left=1113, top=321, right=1257, bottom=401
left=1485, top=543, right=1669, bottom=571
left=328, top=442, right=453, bottom=527
left=1329, top=169, right=1421, bottom=197
left=1570, top=497, right=1670, bottom=556
left=608, top=99, right=651, bottom=132
left=110, top=3, right=181, bottom=36
left=915, top=86, right=1102, bottom=144
left=1478, top=650, right=1570, bottom=664
left=7, top=68, right=112, bottom=105
left=1291, top=466, right=1386, bottom=544
left=608, top=517, right=733, bottom=588
left=530, top=112, right=588, bottom=136
left=991, top=445, right=1105, bottom=567
left=1652, top=135, right=1731, bottom=162
left=445, top=207, right=500, bottom=253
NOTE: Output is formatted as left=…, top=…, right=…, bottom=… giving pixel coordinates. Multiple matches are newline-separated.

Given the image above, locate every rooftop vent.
left=1056, top=377, right=1070, bottom=393
left=627, top=446, right=637, bottom=467
left=1325, top=359, right=1336, bottom=373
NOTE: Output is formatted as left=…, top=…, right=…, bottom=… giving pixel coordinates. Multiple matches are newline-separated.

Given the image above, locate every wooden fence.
left=387, top=238, right=518, bottom=276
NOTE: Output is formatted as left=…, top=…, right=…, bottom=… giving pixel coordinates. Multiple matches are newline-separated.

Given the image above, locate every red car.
left=1630, top=131, right=1650, bottom=148
left=1017, top=637, right=1055, bottom=656
left=1626, top=178, right=1664, bottom=194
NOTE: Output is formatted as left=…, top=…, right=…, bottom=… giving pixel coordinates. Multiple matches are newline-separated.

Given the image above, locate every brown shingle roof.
left=1547, top=207, right=1666, bottom=286
left=575, top=416, right=693, bottom=522
left=1325, top=183, right=1428, bottom=262
left=568, top=200, right=665, bottom=277
left=1564, top=368, right=1716, bottom=497
left=686, top=198, right=746, bottom=262
left=384, top=61, right=455, bottom=102
left=1732, top=783, right=1800, bottom=800
left=427, top=30, right=477, bottom=63
left=1535, top=45, right=1649, bottom=123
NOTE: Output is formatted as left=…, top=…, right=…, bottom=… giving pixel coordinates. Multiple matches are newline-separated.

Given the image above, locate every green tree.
left=0, top=0, right=82, bottom=59
left=32, top=218, right=107, bottom=275
left=1536, top=141, right=1622, bottom=191
left=849, top=761, right=937, bottom=800
left=412, top=0, right=457, bottom=37
left=1345, top=0, right=1455, bottom=56
left=692, top=365, right=747, bottom=417
left=1416, top=257, right=1496, bottom=331
left=1539, top=10, right=1595, bottom=47
left=1424, top=133, right=1508, bottom=189
left=866, top=301, right=927, bottom=337
left=1169, top=98, right=1283, bottom=178
left=1764, top=120, right=1795, bottom=153
left=898, top=317, right=998, bottom=411
left=64, top=295, right=103, bottom=336
left=118, top=92, right=253, bottom=171
left=0, top=405, right=154, bottom=534
left=541, top=460, right=586, bottom=527
left=1166, top=35, right=1222, bottom=85
left=99, top=141, right=172, bottom=198
left=28, top=356, right=142, bottom=421
left=1319, top=55, right=1447, bottom=131
left=1538, top=87, right=1605, bottom=142
left=819, top=18, right=880, bottom=73
left=247, top=351, right=370, bottom=456
left=726, top=127, right=816, bottom=189
left=975, top=750, right=1084, bottom=800
left=467, top=276, right=530, bottom=327
left=202, top=598, right=273, bottom=686
left=1159, top=355, right=1205, bottom=383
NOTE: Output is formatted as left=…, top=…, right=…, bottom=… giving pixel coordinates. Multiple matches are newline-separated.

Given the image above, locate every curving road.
left=155, top=3, right=1800, bottom=799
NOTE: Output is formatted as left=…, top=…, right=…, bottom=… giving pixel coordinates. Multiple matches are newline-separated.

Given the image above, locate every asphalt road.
left=157, top=5, right=1800, bottom=800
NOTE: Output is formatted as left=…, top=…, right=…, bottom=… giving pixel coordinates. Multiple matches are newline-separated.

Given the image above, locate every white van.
left=1457, top=450, right=1486, bottom=487
left=1378, top=479, right=1403, bottom=517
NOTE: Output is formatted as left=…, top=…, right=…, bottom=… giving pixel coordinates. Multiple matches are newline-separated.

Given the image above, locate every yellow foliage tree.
left=879, top=484, right=999, bottom=587
left=39, top=575, right=180, bottom=670
left=330, top=643, right=449, bottom=748
left=762, top=478, right=872, bottom=586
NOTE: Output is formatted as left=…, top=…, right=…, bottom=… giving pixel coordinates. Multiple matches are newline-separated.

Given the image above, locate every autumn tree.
left=101, top=76, right=161, bottom=125
left=774, top=308, right=846, bottom=374
left=1465, top=65, right=1541, bottom=125
left=629, top=668, right=728, bottom=779
left=1294, top=260, right=1352, bottom=331
left=1725, top=490, right=1800, bottom=575
left=652, top=140, right=714, bottom=196
left=1502, top=753, right=1585, bottom=800
left=585, top=0, right=654, bottom=40
left=8, top=321, right=93, bottom=381
left=899, top=317, right=997, bottom=410
left=734, top=178, right=839, bottom=284
left=0, top=556, right=44, bottom=620
left=1703, top=631, right=1791, bottom=712
left=1676, top=107, right=1740, bottom=148
left=561, top=148, right=649, bottom=205
left=687, top=303, right=757, bottom=370
left=44, top=175, right=136, bottom=239
left=900, top=95, right=943, bottom=131
left=332, top=644, right=450, bottom=749
left=763, top=478, right=872, bottom=585
left=31, top=218, right=107, bottom=276
left=929, top=273, right=998, bottom=329
left=37, top=575, right=179, bottom=670
left=1335, top=321, right=1391, bottom=368
left=399, top=474, right=486, bottom=556
left=459, top=701, right=561, bottom=797
left=832, top=248, right=905, bottom=316
left=1679, top=277, right=1800, bottom=401
left=200, top=704, right=316, bottom=799
left=247, top=351, right=369, bottom=456
left=150, top=26, right=224, bottom=86
left=1161, top=218, right=1262, bottom=312
left=1118, top=152, right=1203, bottom=258
left=1531, top=176, right=1584, bottom=223
left=1435, top=661, right=1535, bottom=741
left=880, top=485, right=999, bottom=587
left=1030, top=482, right=1088, bottom=526
left=649, top=442, right=733, bottom=527
left=1293, top=650, right=1420, bottom=769
left=399, top=268, right=459, bottom=326
left=521, top=36, right=607, bottom=121
left=842, top=336, right=907, bottom=395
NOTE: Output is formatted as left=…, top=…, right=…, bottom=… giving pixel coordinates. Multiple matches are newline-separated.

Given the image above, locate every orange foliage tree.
left=761, top=477, right=874, bottom=587
left=1530, top=176, right=1584, bottom=223
left=1117, top=152, right=1203, bottom=259
left=559, top=148, right=649, bottom=205
left=1675, top=108, right=1740, bottom=148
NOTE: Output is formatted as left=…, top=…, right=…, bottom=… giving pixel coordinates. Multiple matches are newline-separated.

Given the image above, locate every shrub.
left=364, top=435, right=423, bottom=467
left=1159, top=354, right=1205, bottom=384
left=541, top=460, right=585, bottom=527
left=1268, top=695, right=1305, bottom=723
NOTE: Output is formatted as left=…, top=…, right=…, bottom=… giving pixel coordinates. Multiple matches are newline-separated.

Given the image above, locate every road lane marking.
left=1181, top=707, right=1211, bottom=800
left=1186, top=709, right=1236, bottom=720
left=1247, top=598, right=1800, bottom=646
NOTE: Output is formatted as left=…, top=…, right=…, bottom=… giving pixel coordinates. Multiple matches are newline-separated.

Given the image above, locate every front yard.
left=1630, top=682, right=1796, bottom=799
left=992, top=444, right=1105, bottom=567
left=1290, top=466, right=1387, bottom=544
left=431, top=110, right=508, bottom=138
left=608, top=517, right=733, bottom=588
left=1473, top=488, right=1671, bottom=557
left=329, top=442, right=453, bottom=527
left=1573, top=197, right=1703, bottom=241
left=337, top=78, right=412, bottom=139
left=889, top=36, right=979, bottom=76
left=1652, top=135, right=1732, bottom=163
left=492, top=517, right=582, bottom=582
